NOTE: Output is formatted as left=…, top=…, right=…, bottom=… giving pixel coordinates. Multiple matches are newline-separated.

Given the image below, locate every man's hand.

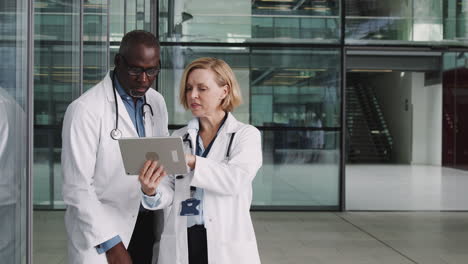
left=105, top=242, right=132, bottom=264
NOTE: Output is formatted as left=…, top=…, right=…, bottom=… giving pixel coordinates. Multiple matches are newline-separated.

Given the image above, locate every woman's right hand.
left=138, top=160, right=167, bottom=196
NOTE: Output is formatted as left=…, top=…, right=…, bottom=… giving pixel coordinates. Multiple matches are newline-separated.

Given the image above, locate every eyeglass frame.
left=119, top=54, right=161, bottom=77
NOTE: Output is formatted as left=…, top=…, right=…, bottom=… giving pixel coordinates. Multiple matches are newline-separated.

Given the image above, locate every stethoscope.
left=110, top=70, right=154, bottom=140
left=176, top=132, right=236, bottom=180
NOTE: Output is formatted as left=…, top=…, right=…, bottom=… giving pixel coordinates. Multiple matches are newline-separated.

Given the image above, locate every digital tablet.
left=118, top=136, right=188, bottom=175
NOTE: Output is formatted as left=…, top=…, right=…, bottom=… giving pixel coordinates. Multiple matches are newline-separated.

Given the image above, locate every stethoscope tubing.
left=177, top=132, right=236, bottom=180
left=110, top=70, right=153, bottom=140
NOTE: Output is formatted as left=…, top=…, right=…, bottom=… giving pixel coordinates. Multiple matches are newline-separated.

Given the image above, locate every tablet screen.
left=118, top=136, right=188, bottom=175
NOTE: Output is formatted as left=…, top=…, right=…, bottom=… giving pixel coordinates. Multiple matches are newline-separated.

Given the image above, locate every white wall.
left=370, top=72, right=413, bottom=164
left=411, top=73, right=442, bottom=165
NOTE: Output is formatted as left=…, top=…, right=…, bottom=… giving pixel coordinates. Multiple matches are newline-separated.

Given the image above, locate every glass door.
left=0, top=0, right=30, bottom=262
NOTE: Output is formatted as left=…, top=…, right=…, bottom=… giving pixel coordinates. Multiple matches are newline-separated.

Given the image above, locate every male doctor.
left=62, top=30, right=168, bottom=264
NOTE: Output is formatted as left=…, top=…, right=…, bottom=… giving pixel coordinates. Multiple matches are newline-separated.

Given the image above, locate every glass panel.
left=110, top=0, right=124, bottom=42
left=444, top=0, right=468, bottom=41
left=159, top=0, right=340, bottom=43
left=126, top=0, right=137, bottom=32
left=250, top=48, right=341, bottom=128
left=34, top=1, right=81, bottom=209
left=0, top=0, right=28, bottom=262
left=346, top=0, right=468, bottom=46
left=109, top=0, right=153, bottom=68
left=254, top=130, right=340, bottom=206
left=159, top=46, right=251, bottom=124
left=346, top=0, right=414, bottom=43
left=159, top=46, right=341, bottom=207
left=83, top=0, right=109, bottom=90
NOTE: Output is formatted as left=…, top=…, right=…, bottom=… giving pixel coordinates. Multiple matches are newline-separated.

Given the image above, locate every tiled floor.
left=34, top=211, right=468, bottom=264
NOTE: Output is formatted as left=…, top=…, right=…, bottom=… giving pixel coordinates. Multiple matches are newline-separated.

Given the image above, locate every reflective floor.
left=34, top=211, right=468, bottom=264
left=347, top=165, right=468, bottom=210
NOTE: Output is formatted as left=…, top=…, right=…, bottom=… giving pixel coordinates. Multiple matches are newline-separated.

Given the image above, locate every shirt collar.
left=114, top=74, right=143, bottom=103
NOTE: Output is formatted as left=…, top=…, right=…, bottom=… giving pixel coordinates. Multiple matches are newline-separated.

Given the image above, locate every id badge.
left=180, top=198, right=200, bottom=216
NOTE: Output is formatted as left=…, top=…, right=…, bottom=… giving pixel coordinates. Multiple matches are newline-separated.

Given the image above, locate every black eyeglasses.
left=120, top=55, right=160, bottom=77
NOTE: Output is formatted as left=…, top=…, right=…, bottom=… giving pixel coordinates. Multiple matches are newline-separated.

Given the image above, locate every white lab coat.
left=144, top=113, right=262, bottom=264
left=61, top=72, right=169, bottom=264
left=0, top=86, right=25, bottom=264
left=0, top=86, right=25, bottom=207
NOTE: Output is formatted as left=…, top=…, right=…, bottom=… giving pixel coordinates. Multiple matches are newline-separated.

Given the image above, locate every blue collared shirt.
left=96, top=235, right=121, bottom=254
left=96, top=75, right=146, bottom=254
left=115, top=77, right=145, bottom=137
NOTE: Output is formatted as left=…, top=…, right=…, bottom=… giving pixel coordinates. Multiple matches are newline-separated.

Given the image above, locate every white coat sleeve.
left=191, top=126, right=262, bottom=196
left=160, top=99, right=169, bottom=137
left=61, top=102, right=118, bottom=248
left=141, top=174, right=175, bottom=210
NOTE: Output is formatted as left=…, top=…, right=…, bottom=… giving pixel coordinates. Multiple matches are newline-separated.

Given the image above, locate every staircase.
left=346, top=83, right=393, bottom=163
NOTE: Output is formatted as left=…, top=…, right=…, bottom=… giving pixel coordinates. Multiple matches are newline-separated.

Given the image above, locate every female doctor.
left=138, top=57, right=263, bottom=264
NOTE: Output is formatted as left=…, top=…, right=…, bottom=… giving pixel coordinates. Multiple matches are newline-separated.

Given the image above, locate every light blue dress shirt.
left=115, top=77, right=145, bottom=137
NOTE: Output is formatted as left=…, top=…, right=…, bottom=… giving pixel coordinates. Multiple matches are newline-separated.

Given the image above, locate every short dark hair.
left=119, top=30, right=160, bottom=56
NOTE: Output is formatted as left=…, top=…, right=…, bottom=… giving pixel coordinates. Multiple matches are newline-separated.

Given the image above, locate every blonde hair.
left=179, top=57, right=242, bottom=112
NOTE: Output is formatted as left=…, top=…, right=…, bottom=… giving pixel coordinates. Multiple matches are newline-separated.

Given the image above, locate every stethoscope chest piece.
left=110, top=128, right=122, bottom=140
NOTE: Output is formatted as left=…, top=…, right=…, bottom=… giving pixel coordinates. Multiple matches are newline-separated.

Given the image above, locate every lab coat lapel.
left=115, top=95, right=139, bottom=138
left=104, top=71, right=138, bottom=138
left=186, top=118, right=199, bottom=155
left=187, top=113, right=241, bottom=159
left=211, top=113, right=242, bottom=159
left=143, top=117, right=152, bottom=138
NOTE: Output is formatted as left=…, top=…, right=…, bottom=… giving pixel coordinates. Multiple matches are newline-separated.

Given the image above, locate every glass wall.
left=31, top=0, right=468, bottom=211
left=249, top=48, right=341, bottom=207
left=160, top=46, right=341, bottom=207
left=158, top=0, right=341, bottom=43
left=33, top=0, right=155, bottom=208
left=158, top=0, right=343, bottom=209
left=346, top=0, right=468, bottom=45
left=34, top=0, right=81, bottom=209
left=83, top=1, right=109, bottom=90
left=0, top=0, right=29, bottom=262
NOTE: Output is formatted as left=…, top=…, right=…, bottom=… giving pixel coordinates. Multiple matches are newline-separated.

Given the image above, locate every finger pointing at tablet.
left=139, top=160, right=167, bottom=196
